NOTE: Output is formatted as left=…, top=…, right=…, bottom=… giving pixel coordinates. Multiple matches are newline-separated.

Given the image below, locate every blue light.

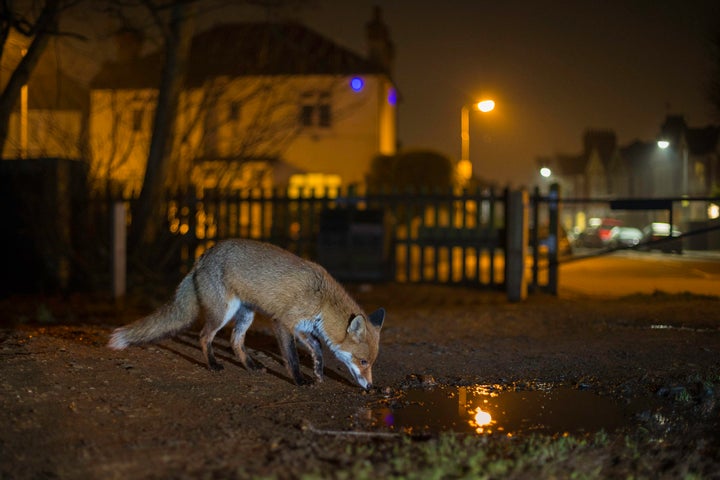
left=387, top=87, right=397, bottom=106
left=350, top=77, right=364, bottom=92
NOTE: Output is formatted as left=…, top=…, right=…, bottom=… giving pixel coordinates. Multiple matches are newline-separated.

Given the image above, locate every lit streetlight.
left=459, top=99, right=495, bottom=183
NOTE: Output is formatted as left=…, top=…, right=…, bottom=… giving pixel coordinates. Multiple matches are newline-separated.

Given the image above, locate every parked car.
left=576, top=218, right=623, bottom=248
left=596, top=219, right=622, bottom=244
left=574, top=227, right=604, bottom=248
left=641, top=223, right=683, bottom=254
left=609, top=226, right=643, bottom=249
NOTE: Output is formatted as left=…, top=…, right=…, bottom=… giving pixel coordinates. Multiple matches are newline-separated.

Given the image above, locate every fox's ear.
left=368, top=308, right=385, bottom=329
left=347, top=315, right=366, bottom=339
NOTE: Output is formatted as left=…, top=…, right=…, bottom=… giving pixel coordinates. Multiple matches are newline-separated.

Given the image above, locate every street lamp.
left=459, top=99, right=495, bottom=183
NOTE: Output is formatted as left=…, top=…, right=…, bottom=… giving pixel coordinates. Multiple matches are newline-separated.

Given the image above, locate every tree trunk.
left=0, top=0, right=60, bottom=154
left=129, top=2, right=194, bottom=253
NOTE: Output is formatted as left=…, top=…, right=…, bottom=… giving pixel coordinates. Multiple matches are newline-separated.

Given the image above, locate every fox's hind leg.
left=199, top=322, right=224, bottom=371
left=273, top=319, right=307, bottom=385
left=230, top=305, right=263, bottom=371
left=199, top=297, right=241, bottom=371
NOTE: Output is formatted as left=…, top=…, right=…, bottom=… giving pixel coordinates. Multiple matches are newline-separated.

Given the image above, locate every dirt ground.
left=2, top=283, right=720, bottom=479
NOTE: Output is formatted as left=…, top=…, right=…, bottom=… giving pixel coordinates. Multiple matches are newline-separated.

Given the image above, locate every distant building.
left=89, top=10, right=397, bottom=196
left=536, top=117, right=720, bottom=232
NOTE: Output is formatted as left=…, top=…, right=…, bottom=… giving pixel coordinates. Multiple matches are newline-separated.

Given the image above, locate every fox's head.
left=336, top=308, right=385, bottom=390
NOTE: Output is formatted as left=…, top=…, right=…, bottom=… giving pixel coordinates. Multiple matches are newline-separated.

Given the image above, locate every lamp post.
left=459, top=99, right=495, bottom=183
left=657, top=138, right=690, bottom=229
left=657, top=139, right=688, bottom=196
left=20, top=48, right=28, bottom=158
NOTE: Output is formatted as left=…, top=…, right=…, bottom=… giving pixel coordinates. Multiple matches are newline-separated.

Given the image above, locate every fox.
left=108, top=238, right=385, bottom=390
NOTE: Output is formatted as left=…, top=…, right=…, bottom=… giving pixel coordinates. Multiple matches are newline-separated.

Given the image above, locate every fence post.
left=547, top=183, right=560, bottom=295
left=505, top=188, right=528, bottom=302
left=112, top=201, right=126, bottom=301
left=531, top=186, right=540, bottom=290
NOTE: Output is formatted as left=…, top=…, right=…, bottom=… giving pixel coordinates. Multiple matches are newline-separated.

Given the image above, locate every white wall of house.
left=89, top=73, right=396, bottom=194
left=4, top=110, right=83, bottom=160
left=89, top=88, right=155, bottom=194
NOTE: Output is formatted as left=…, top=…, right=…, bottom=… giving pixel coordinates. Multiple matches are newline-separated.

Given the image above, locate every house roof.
left=583, top=130, right=617, bottom=169
left=92, top=22, right=388, bottom=90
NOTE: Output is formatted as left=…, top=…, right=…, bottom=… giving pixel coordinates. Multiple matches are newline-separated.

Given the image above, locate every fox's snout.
left=345, top=357, right=375, bottom=390
left=353, top=368, right=373, bottom=391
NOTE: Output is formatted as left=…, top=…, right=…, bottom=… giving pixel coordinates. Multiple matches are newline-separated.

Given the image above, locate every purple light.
left=350, top=77, right=364, bottom=92
left=387, top=87, right=397, bottom=106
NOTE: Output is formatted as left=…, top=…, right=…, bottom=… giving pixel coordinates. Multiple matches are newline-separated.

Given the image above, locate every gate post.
left=547, top=183, right=560, bottom=295
left=506, top=188, right=528, bottom=302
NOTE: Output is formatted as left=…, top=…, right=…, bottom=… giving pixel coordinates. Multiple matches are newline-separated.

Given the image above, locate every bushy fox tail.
left=108, top=274, right=199, bottom=350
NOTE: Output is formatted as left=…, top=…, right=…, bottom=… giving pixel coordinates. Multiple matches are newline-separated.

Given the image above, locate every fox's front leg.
left=273, top=320, right=307, bottom=385
left=297, top=331, right=324, bottom=382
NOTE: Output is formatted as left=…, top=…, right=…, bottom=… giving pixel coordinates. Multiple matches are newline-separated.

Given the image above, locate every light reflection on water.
left=365, top=385, right=634, bottom=436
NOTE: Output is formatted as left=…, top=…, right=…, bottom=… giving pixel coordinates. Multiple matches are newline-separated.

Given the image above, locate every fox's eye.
left=359, top=359, right=368, bottom=367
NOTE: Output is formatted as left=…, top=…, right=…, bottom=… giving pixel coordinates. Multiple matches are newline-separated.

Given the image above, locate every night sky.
left=292, top=0, right=720, bottom=187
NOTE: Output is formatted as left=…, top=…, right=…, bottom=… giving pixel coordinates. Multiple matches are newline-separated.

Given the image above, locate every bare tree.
left=129, top=0, right=194, bottom=250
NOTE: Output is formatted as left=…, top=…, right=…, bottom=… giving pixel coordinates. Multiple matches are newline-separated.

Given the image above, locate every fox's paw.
left=208, top=362, right=224, bottom=372
left=244, top=358, right=265, bottom=372
left=293, top=376, right=312, bottom=387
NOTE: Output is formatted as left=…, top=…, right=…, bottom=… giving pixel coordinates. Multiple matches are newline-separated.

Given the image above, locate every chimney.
left=365, top=6, right=394, bottom=76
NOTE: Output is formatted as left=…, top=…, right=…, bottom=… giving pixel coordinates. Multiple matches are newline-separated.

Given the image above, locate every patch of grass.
left=301, top=431, right=613, bottom=480
left=36, top=304, right=56, bottom=324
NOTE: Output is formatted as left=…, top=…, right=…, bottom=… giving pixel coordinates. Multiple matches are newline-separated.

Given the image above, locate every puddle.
left=363, top=385, right=642, bottom=436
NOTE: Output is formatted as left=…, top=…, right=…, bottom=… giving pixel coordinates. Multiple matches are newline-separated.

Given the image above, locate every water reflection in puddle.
left=364, top=385, right=636, bottom=436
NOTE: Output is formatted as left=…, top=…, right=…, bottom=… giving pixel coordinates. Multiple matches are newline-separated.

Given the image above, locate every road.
left=558, top=250, right=720, bottom=298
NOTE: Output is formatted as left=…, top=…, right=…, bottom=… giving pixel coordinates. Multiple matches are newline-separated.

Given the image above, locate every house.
left=536, top=130, right=620, bottom=230
left=89, top=9, right=397, bottom=196
left=657, top=115, right=719, bottom=197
